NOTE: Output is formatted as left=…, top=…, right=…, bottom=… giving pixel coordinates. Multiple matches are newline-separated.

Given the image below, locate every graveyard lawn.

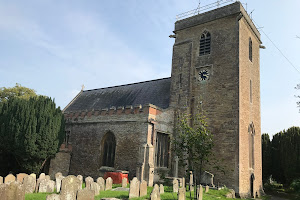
left=25, top=185, right=270, bottom=200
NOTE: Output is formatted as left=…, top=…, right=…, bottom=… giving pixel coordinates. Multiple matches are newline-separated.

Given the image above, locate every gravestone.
left=150, top=184, right=160, bottom=200
left=160, top=184, right=164, bottom=194
left=60, top=175, right=81, bottom=200
left=39, top=173, right=46, bottom=180
left=178, top=187, right=186, bottom=200
left=173, top=179, right=179, bottom=193
left=96, top=177, right=105, bottom=191
left=30, top=173, right=36, bottom=180
left=91, top=182, right=100, bottom=195
left=4, top=181, right=25, bottom=200
left=225, top=189, right=235, bottom=198
left=205, top=185, right=209, bottom=193
left=189, top=171, right=194, bottom=192
left=0, top=184, right=5, bottom=197
left=36, top=173, right=47, bottom=192
left=200, top=171, right=214, bottom=187
left=23, top=175, right=36, bottom=193
left=46, top=175, right=51, bottom=181
left=0, top=176, right=3, bottom=184
left=139, top=180, right=147, bottom=197
left=129, top=177, right=140, bottom=198
left=85, top=176, right=94, bottom=190
left=55, top=172, right=63, bottom=179
left=39, top=179, right=55, bottom=193
left=56, top=175, right=64, bottom=193
left=122, top=177, right=127, bottom=188
left=77, top=188, right=95, bottom=200
left=16, top=173, right=28, bottom=183
left=77, top=175, right=83, bottom=188
left=197, top=185, right=203, bottom=200
left=46, top=194, right=61, bottom=200
left=105, top=177, right=113, bottom=190
left=5, top=174, right=16, bottom=184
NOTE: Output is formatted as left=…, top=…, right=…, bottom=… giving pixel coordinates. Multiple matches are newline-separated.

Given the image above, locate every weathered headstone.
left=77, top=188, right=95, bottom=200
left=46, top=194, right=61, bottom=200
left=189, top=171, right=194, bottom=192
left=122, top=177, right=127, bottom=188
left=0, top=184, right=6, bottom=197
left=85, top=176, right=94, bottom=190
left=139, top=180, right=147, bottom=197
left=60, top=175, right=81, bottom=200
left=96, top=177, right=105, bottom=191
left=36, top=173, right=47, bottom=192
left=225, top=189, right=235, bottom=198
left=77, top=175, right=83, bottom=189
left=173, top=179, right=179, bottom=193
left=150, top=184, right=160, bottom=200
left=45, top=175, right=51, bottom=181
left=5, top=174, right=16, bottom=184
left=4, top=181, right=25, bottom=200
left=0, top=176, right=3, bottom=184
left=91, top=182, right=100, bottom=195
left=23, top=175, right=36, bottom=193
left=30, top=173, right=36, bottom=180
left=197, top=185, right=203, bottom=200
left=205, top=185, right=209, bottom=193
left=160, top=184, right=164, bottom=194
left=39, top=173, right=46, bottom=180
left=105, top=177, right=113, bottom=191
left=55, top=172, right=63, bottom=179
left=39, top=179, right=55, bottom=193
left=200, top=171, right=214, bottom=187
left=56, top=175, right=64, bottom=193
left=178, top=187, right=186, bottom=200
left=16, top=173, right=28, bottom=183
left=129, top=177, right=140, bottom=198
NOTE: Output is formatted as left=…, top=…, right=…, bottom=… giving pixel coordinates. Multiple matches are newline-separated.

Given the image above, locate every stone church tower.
left=170, top=2, right=263, bottom=197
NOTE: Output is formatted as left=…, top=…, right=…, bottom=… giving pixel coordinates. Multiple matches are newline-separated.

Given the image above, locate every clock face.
left=199, top=69, right=209, bottom=81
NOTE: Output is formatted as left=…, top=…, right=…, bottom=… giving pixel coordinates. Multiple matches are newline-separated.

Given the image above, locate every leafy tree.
left=0, top=96, right=65, bottom=174
left=0, top=83, right=37, bottom=102
left=173, top=111, right=213, bottom=179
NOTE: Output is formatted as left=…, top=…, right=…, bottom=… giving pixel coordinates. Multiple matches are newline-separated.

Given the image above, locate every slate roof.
left=64, top=77, right=171, bottom=112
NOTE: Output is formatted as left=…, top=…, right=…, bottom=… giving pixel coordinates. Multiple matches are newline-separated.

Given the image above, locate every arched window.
left=199, top=31, right=211, bottom=56
left=101, top=132, right=116, bottom=167
left=249, top=38, right=253, bottom=62
left=248, top=122, right=255, bottom=168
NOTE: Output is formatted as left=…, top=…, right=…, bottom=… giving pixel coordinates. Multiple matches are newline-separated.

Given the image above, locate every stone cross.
left=129, top=177, right=140, bottom=198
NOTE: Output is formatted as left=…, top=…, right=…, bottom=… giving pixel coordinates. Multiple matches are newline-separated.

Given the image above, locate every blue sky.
left=1, top=0, right=300, bottom=137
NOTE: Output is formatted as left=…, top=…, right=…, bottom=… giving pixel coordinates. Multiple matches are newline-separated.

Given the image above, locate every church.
left=50, top=1, right=263, bottom=198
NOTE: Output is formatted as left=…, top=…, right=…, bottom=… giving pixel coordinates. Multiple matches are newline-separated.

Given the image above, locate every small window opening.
left=249, top=38, right=253, bottom=62
left=102, top=132, right=116, bottom=167
left=250, top=80, right=252, bottom=103
left=155, top=132, right=170, bottom=167
left=199, top=31, right=211, bottom=56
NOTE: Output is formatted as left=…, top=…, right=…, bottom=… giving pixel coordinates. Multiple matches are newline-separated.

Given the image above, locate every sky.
left=0, top=0, right=300, bottom=137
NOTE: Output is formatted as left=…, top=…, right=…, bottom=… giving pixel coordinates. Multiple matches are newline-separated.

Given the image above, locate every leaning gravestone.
left=77, top=175, right=83, bottom=188
left=85, top=176, right=94, bottom=190
left=77, top=188, right=95, bottom=200
left=122, top=177, right=127, bottom=188
left=91, top=182, right=100, bottom=195
left=178, top=187, right=186, bottom=200
left=173, top=179, right=179, bottom=193
left=23, top=175, right=36, bottom=193
left=46, top=194, right=61, bottom=200
left=60, top=175, right=81, bottom=200
left=139, top=180, right=147, bottom=197
left=16, top=173, right=28, bottom=183
left=197, top=185, right=203, bottom=200
left=5, top=181, right=25, bottom=200
left=0, top=176, right=3, bottom=184
left=97, top=177, right=105, bottom=191
left=105, top=177, right=113, bottom=190
left=129, top=177, right=140, bottom=198
left=5, top=174, right=16, bottom=184
left=150, top=184, right=160, bottom=200
left=160, top=184, right=164, bottom=194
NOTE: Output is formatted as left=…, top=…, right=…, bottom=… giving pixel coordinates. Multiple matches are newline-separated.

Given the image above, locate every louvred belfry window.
left=199, top=31, right=211, bottom=56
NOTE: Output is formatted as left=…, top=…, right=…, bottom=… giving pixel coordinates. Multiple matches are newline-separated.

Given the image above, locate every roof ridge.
left=83, top=77, right=171, bottom=92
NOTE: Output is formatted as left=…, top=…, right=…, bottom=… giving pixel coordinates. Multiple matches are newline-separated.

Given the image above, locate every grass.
left=25, top=184, right=271, bottom=200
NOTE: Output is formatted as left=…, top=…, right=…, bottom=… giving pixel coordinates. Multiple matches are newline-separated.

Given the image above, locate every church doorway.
left=250, top=173, right=255, bottom=198
left=101, top=132, right=116, bottom=167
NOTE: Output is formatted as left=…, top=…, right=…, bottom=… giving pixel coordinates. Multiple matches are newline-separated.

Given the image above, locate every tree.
left=0, top=96, right=65, bottom=174
left=173, top=111, right=213, bottom=179
left=261, top=133, right=272, bottom=181
left=0, top=83, right=37, bottom=102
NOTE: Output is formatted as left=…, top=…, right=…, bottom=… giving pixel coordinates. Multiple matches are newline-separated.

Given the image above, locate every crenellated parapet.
left=63, top=103, right=163, bottom=121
